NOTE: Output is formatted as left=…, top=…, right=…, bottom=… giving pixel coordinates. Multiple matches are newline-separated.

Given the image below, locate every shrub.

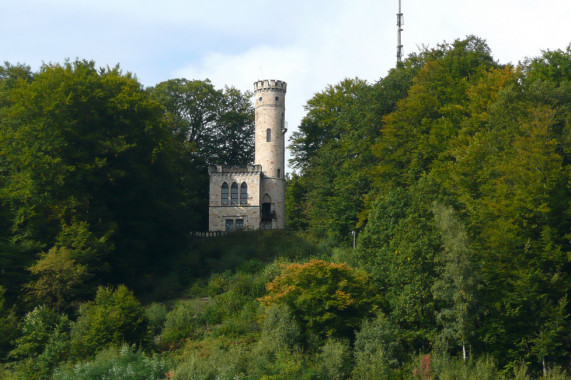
left=144, top=303, right=167, bottom=337
left=25, top=246, right=88, bottom=312
left=173, top=345, right=249, bottom=380
left=53, top=345, right=168, bottom=380
left=316, top=338, right=352, bottom=380
left=259, top=259, right=380, bottom=340
left=417, top=352, right=502, bottom=380
left=207, top=272, right=230, bottom=296
left=159, top=299, right=208, bottom=347
left=352, top=313, right=401, bottom=379
left=259, top=304, right=301, bottom=351
left=8, top=305, right=71, bottom=379
left=70, top=285, right=148, bottom=359
left=0, top=286, right=19, bottom=360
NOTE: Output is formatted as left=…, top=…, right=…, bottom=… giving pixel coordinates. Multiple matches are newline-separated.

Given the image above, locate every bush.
left=352, top=313, right=401, bottom=379
left=144, top=303, right=167, bottom=337
left=415, top=352, right=501, bottom=380
left=70, top=285, right=148, bottom=359
left=159, top=299, right=208, bottom=347
left=259, top=304, right=301, bottom=351
left=173, top=344, right=249, bottom=380
left=0, top=286, right=19, bottom=360
left=207, top=272, right=230, bottom=297
left=316, top=338, right=352, bottom=380
left=25, top=247, right=89, bottom=312
left=53, top=345, right=168, bottom=380
left=8, top=305, right=71, bottom=379
left=259, top=259, right=380, bottom=340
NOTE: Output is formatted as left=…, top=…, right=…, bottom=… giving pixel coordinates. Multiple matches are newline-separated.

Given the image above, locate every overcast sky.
left=2, top=0, right=570, bottom=169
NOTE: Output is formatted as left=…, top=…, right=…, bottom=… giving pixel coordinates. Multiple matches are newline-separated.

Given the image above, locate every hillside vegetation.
left=0, top=36, right=569, bottom=378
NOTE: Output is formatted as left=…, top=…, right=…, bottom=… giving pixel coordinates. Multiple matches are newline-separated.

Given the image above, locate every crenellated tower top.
left=253, top=79, right=287, bottom=93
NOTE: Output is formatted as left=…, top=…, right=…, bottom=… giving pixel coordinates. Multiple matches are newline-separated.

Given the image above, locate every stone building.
left=208, top=79, right=287, bottom=231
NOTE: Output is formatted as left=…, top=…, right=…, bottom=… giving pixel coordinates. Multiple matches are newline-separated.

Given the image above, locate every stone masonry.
left=208, top=80, right=287, bottom=231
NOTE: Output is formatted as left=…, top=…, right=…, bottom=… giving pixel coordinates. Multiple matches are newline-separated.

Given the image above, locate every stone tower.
left=254, top=79, right=287, bottom=229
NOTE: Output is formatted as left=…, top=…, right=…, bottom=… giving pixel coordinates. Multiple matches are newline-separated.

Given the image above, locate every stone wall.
left=208, top=166, right=262, bottom=231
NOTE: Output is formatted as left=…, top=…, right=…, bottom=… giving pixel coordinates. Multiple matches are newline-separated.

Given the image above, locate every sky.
left=1, top=0, right=570, bottom=170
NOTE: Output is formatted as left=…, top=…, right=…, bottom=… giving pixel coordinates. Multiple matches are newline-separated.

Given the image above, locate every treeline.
left=287, top=36, right=570, bottom=373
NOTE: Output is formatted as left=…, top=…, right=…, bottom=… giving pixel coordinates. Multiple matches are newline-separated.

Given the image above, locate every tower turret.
left=254, top=79, right=287, bottom=229
left=254, top=79, right=287, bottom=177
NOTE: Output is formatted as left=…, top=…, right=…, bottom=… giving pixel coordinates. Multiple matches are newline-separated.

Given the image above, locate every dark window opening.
left=221, top=182, right=229, bottom=205
left=231, top=182, right=238, bottom=205
left=261, top=194, right=274, bottom=221
left=240, top=182, right=248, bottom=204
left=236, top=219, right=244, bottom=230
left=225, top=219, right=234, bottom=232
left=277, top=169, right=281, bottom=178
left=266, top=128, right=271, bottom=142
left=261, top=203, right=272, bottom=221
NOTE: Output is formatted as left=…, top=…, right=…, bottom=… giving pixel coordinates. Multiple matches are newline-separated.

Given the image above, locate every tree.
left=25, top=246, right=89, bottom=312
left=259, top=259, right=379, bottom=341
left=70, top=285, right=148, bottom=359
left=8, top=305, right=71, bottom=379
left=148, top=79, right=255, bottom=166
left=431, top=203, right=477, bottom=360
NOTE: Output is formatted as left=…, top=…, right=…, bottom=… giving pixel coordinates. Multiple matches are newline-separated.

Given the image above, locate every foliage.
left=0, top=287, right=19, bottom=360
left=259, top=259, right=380, bottom=340
left=53, top=345, right=168, bottom=380
left=144, top=303, right=168, bottom=337
left=352, top=313, right=401, bottom=379
left=316, top=338, right=352, bottom=380
left=158, top=299, right=207, bottom=347
left=148, top=78, right=255, bottom=166
left=356, top=187, right=441, bottom=351
left=173, top=345, right=250, bottom=380
left=431, top=202, right=477, bottom=358
left=70, top=285, right=148, bottom=359
left=25, top=246, right=88, bottom=312
left=0, top=60, right=197, bottom=286
left=8, top=305, right=71, bottom=379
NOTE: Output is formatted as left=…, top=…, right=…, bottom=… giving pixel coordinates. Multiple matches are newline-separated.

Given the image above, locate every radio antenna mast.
left=396, top=0, right=404, bottom=64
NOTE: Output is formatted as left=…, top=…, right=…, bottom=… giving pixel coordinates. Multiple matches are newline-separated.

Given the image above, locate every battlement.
left=253, top=79, right=287, bottom=93
left=208, top=164, right=262, bottom=174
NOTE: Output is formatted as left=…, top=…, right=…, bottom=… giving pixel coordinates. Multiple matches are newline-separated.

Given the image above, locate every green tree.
left=431, top=203, right=477, bottom=360
left=357, top=187, right=441, bottom=352
left=25, top=247, right=88, bottom=312
left=371, top=36, right=496, bottom=190
left=69, top=285, right=148, bottom=359
left=148, top=78, right=255, bottom=166
left=8, top=305, right=71, bottom=379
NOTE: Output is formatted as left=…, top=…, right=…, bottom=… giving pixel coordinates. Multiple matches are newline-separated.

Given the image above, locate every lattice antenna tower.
left=397, top=0, right=404, bottom=64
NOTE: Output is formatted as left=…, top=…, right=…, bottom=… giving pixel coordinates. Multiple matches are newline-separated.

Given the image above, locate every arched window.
left=266, top=128, right=271, bottom=142
left=231, top=182, right=238, bottom=205
left=221, top=182, right=229, bottom=205
left=240, top=182, right=248, bottom=204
